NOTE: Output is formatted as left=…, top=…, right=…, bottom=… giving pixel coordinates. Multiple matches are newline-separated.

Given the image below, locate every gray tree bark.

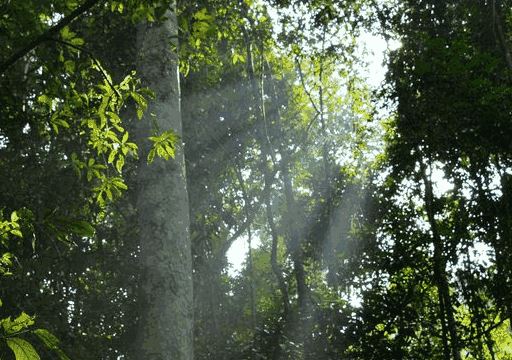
left=134, top=6, right=193, bottom=360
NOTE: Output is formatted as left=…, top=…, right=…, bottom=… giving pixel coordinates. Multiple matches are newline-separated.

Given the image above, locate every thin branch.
left=214, top=205, right=260, bottom=264
left=0, top=0, right=103, bottom=75
left=49, top=37, right=121, bottom=98
left=464, top=316, right=506, bottom=343
left=295, top=58, right=321, bottom=115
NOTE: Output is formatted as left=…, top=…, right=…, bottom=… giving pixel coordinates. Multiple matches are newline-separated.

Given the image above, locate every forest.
left=1, top=0, right=512, bottom=359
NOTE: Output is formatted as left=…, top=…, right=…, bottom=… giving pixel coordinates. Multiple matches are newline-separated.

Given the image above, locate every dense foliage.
left=1, top=0, right=512, bottom=359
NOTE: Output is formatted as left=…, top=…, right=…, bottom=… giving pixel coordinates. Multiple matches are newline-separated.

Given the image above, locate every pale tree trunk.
left=134, top=6, right=193, bottom=360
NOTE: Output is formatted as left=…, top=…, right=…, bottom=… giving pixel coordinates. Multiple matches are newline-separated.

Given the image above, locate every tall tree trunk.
left=421, top=162, right=460, bottom=360
left=134, top=7, right=193, bottom=360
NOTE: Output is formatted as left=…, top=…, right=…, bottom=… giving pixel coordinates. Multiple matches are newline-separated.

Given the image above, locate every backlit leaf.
left=7, top=337, right=40, bottom=360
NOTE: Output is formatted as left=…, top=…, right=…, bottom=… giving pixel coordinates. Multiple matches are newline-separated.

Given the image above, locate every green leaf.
left=107, top=111, right=121, bottom=124
left=60, top=26, right=73, bottom=40
left=2, top=312, right=35, bottom=334
left=164, top=144, right=175, bottom=158
left=68, top=220, right=95, bottom=237
left=34, top=328, right=73, bottom=360
left=86, top=118, right=97, bottom=129
left=130, top=91, right=147, bottom=108
left=10, top=229, right=23, bottom=237
left=113, top=179, right=128, bottom=190
left=157, top=145, right=165, bottom=158
left=147, top=148, right=156, bottom=163
left=14, top=312, right=35, bottom=331
left=115, top=156, right=125, bottom=173
left=108, top=150, right=117, bottom=164
left=105, top=188, right=113, bottom=201
left=138, top=87, right=155, bottom=99
left=6, top=337, right=40, bottom=360
left=233, top=53, right=244, bottom=64
left=36, top=95, right=51, bottom=106
left=194, top=8, right=213, bottom=22
left=65, top=0, right=78, bottom=10
left=70, top=37, right=84, bottom=46
left=64, top=60, right=75, bottom=74
left=34, top=329, right=59, bottom=349
left=136, top=107, right=144, bottom=120
left=106, top=131, right=120, bottom=142
left=1, top=253, right=13, bottom=267
left=96, top=192, right=105, bottom=207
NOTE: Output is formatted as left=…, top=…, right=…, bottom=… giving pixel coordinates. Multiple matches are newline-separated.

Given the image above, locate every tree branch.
left=295, top=58, right=321, bottom=116
left=464, top=316, right=506, bottom=343
left=215, top=205, right=259, bottom=263
left=49, top=37, right=121, bottom=98
left=0, top=0, right=102, bottom=75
